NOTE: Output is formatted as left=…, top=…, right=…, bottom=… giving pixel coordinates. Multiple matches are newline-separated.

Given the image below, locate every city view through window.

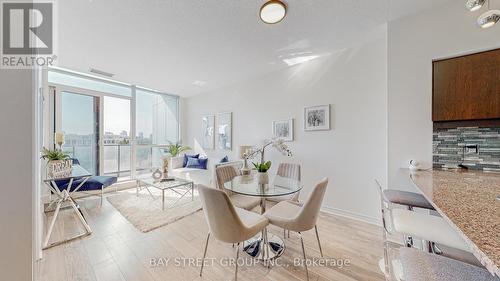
left=51, top=69, right=179, bottom=179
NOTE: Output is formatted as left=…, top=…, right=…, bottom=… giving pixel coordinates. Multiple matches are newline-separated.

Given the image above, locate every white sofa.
left=169, top=155, right=242, bottom=187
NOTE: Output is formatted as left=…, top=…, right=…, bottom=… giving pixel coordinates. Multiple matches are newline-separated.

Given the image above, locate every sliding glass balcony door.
left=49, top=68, right=179, bottom=180
left=58, top=91, right=99, bottom=175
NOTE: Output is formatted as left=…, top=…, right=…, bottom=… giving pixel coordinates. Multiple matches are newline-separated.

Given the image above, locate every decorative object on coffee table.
left=272, top=119, right=294, bottom=141
left=152, top=168, right=163, bottom=180
left=162, top=157, right=169, bottom=178
left=304, top=104, right=330, bottom=131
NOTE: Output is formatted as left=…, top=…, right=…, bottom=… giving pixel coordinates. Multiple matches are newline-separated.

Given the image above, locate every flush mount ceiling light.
left=466, top=0, right=486, bottom=11
left=478, top=9, right=500, bottom=27
left=260, top=0, right=287, bottom=24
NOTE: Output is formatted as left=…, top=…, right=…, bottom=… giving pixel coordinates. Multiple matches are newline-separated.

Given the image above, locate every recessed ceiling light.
left=282, top=55, right=319, bottom=66
left=466, top=0, right=486, bottom=11
left=193, top=80, right=207, bottom=86
left=477, top=9, right=500, bottom=28
left=260, top=0, right=287, bottom=24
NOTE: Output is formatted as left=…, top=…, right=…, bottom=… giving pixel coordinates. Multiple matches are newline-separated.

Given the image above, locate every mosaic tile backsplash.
left=433, top=126, right=500, bottom=171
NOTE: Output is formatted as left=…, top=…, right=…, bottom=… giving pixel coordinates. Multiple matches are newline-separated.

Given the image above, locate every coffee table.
left=135, top=176, right=195, bottom=210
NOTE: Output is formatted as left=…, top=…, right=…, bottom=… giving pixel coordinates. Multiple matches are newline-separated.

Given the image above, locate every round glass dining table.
left=223, top=173, right=303, bottom=261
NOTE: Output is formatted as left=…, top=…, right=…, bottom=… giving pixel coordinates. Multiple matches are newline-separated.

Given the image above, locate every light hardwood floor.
left=37, top=191, right=385, bottom=281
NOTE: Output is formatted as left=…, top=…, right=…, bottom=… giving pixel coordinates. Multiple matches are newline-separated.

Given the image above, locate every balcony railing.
left=63, top=144, right=168, bottom=178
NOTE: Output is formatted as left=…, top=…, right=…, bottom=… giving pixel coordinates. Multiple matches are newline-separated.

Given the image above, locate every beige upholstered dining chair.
left=198, top=185, right=269, bottom=281
left=264, top=178, right=329, bottom=281
left=267, top=162, right=301, bottom=203
left=215, top=164, right=261, bottom=211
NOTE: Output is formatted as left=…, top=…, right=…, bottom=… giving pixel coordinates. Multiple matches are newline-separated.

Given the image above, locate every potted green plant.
left=253, top=161, right=272, bottom=184
left=41, top=147, right=72, bottom=179
left=164, top=141, right=191, bottom=157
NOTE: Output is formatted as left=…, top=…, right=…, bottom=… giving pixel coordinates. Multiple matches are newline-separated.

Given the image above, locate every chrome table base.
left=243, top=197, right=285, bottom=261
left=243, top=231, right=285, bottom=260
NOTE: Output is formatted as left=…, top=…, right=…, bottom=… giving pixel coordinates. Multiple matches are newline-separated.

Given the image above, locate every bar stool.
left=375, top=180, right=479, bottom=280
left=382, top=188, right=435, bottom=248
left=391, top=209, right=469, bottom=252
left=382, top=189, right=435, bottom=211
left=399, top=248, right=498, bottom=281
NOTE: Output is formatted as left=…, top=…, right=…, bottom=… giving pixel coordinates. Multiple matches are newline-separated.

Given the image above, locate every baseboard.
left=321, top=206, right=382, bottom=226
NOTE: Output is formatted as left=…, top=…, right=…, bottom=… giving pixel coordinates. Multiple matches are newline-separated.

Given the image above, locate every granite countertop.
left=409, top=168, right=500, bottom=276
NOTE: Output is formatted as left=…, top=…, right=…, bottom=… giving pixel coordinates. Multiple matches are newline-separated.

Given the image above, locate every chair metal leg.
left=100, top=186, right=104, bottom=206
left=314, top=225, right=323, bottom=257
left=200, top=233, right=210, bottom=277
left=299, top=232, right=309, bottom=281
left=235, top=243, right=240, bottom=281
left=283, top=228, right=286, bottom=239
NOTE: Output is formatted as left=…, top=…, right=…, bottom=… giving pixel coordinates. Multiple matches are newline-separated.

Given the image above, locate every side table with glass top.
left=43, top=164, right=93, bottom=249
left=223, top=174, right=302, bottom=261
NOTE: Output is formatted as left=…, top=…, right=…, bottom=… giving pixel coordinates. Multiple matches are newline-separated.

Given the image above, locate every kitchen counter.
left=408, top=168, right=500, bottom=276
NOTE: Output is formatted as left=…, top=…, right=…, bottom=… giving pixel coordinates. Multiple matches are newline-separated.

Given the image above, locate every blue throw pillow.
left=185, top=157, right=208, bottom=170
left=220, top=156, right=229, bottom=163
left=186, top=157, right=200, bottom=168
left=183, top=154, right=199, bottom=167
left=198, top=158, right=208, bottom=170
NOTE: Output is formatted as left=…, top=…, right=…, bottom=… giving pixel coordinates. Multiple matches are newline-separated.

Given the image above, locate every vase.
left=257, top=172, right=269, bottom=184
left=46, top=159, right=73, bottom=179
left=152, top=168, right=163, bottom=180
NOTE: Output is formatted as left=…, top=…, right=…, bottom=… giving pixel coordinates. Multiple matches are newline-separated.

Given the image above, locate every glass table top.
left=223, top=174, right=302, bottom=197
left=44, top=164, right=92, bottom=182
left=136, top=175, right=193, bottom=190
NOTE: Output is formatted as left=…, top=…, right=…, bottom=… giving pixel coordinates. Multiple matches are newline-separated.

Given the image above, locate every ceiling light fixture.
left=478, top=9, right=500, bottom=27
left=467, top=0, right=500, bottom=28
left=260, top=0, right=287, bottom=24
left=466, top=0, right=486, bottom=11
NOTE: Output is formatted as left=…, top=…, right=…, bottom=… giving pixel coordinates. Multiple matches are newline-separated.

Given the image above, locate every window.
left=135, top=88, right=179, bottom=174
left=49, top=68, right=179, bottom=180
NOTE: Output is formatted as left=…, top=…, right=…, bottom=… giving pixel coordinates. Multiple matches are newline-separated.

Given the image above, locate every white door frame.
left=50, top=84, right=133, bottom=178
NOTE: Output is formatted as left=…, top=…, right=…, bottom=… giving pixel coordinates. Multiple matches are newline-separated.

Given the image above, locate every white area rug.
left=107, top=189, right=202, bottom=233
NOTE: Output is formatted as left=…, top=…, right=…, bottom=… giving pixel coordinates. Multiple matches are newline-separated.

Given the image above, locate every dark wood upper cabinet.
left=432, top=48, right=500, bottom=122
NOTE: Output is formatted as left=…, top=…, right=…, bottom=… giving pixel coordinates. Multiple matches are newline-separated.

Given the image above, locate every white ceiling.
left=56, top=0, right=450, bottom=97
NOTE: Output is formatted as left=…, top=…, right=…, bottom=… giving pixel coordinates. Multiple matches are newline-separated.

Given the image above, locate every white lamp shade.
left=239, top=145, right=253, bottom=159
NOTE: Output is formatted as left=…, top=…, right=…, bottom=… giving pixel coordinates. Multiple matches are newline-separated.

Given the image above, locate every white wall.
left=388, top=1, right=500, bottom=189
left=0, top=69, right=35, bottom=281
left=183, top=25, right=388, bottom=223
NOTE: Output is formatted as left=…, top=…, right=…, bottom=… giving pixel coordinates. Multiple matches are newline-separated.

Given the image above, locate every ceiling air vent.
left=89, top=68, right=114, bottom=78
